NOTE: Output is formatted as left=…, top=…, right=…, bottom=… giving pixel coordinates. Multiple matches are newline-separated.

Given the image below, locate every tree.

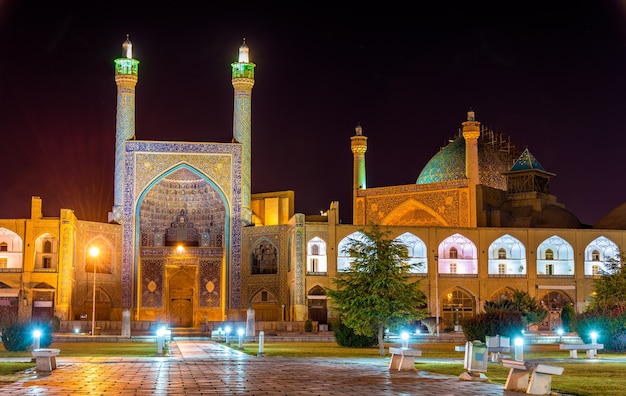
left=588, top=255, right=626, bottom=311
left=326, top=225, right=427, bottom=356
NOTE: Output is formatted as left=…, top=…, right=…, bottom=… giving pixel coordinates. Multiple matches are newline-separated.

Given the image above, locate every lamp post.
left=89, top=246, right=100, bottom=336
left=434, top=254, right=439, bottom=337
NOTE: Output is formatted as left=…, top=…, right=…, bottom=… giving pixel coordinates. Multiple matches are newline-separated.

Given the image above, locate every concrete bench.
left=455, top=344, right=509, bottom=362
left=502, top=359, right=564, bottom=395
left=388, top=347, right=422, bottom=371
left=559, top=343, right=604, bottom=358
left=32, top=348, right=60, bottom=373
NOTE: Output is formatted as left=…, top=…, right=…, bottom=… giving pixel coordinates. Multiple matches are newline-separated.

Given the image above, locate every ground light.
left=217, top=327, right=223, bottom=342
left=401, top=331, right=409, bottom=349
left=157, top=327, right=167, bottom=355
left=238, top=328, right=244, bottom=350
left=514, top=337, right=524, bottom=361
left=225, top=326, right=231, bottom=345
left=33, top=329, right=41, bottom=350
left=557, top=328, right=564, bottom=342
left=590, top=331, right=598, bottom=344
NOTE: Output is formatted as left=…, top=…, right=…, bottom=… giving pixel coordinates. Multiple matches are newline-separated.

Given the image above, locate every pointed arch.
left=381, top=199, right=449, bottom=226
left=337, top=231, right=367, bottom=272
left=250, top=237, right=278, bottom=275
left=437, top=233, right=478, bottom=275
left=537, top=235, right=574, bottom=276
left=487, top=234, right=527, bottom=276
left=393, top=232, right=428, bottom=273
left=249, top=288, right=280, bottom=321
left=0, top=227, right=23, bottom=270
left=307, top=236, right=327, bottom=274
left=441, top=287, right=476, bottom=331
left=584, top=236, right=620, bottom=276
left=537, top=290, right=573, bottom=331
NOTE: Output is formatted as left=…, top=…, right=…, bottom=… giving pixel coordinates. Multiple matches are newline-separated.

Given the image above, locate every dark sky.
left=1, top=2, right=626, bottom=226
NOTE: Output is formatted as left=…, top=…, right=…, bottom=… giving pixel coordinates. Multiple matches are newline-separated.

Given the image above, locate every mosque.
left=1, top=38, right=625, bottom=335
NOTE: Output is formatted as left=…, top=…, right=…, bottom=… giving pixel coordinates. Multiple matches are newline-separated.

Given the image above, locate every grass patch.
left=0, top=341, right=159, bottom=358
left=0, top=362, right=35, bottom=377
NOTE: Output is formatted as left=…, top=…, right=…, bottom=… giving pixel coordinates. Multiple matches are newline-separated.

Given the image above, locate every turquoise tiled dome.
left=416, top=135, right=519, bottom=191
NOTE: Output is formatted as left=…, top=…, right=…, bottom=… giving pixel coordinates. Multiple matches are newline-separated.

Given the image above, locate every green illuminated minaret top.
left=231, top=39, right=256, bottom=225
left=351, top=123, right=367, bottom=224
left=111, top=35, right=140, bottom=224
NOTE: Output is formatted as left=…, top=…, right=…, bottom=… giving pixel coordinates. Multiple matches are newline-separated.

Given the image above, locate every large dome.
left=416, top=134, right=519, bottom=190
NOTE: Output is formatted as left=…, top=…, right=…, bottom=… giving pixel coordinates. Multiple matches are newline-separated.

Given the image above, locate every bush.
left=560, top=303, right=577, bottom=333
left=333, top=319, right=377, bottom=348
left=304, top=319, right=313, bottom=332
left=460, top=311, right=524, bottom=342
left=1, top=321, right=53, bottom=351
left=576, top=307, right=626, bottom=351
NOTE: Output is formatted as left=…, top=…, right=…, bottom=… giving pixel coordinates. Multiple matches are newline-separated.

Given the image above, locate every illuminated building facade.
left=1, top=39, right=625, bottom=334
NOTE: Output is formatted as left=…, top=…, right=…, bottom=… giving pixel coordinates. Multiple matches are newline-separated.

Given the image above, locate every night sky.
left=1, top=2, right=626, bottom=226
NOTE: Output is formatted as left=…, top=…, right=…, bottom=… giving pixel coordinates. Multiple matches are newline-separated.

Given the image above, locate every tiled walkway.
left=0, top=340, right=521, bottom=395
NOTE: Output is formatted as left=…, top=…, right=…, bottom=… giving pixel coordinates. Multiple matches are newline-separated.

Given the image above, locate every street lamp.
left=434, top=254, right=439, bottom=337
left=89, top=246, right=100, bottom=336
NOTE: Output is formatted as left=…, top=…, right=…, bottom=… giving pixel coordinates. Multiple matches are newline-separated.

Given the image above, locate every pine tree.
left=326, top=225, right=427, bottom=356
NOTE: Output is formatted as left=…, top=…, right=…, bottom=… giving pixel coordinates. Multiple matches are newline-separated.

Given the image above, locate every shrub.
left=560, top=303, right=577, bottom=333
left=460, top=311, right=524, bottom=342
left=576, top=307, right=626, bottom=351
left=1, top=321, right=53, bottom=351
left=304, top=319, right=313, bottom=332
left=2, top=323, right=32, bottom=351
left=333, top=319, right=377, bottom=348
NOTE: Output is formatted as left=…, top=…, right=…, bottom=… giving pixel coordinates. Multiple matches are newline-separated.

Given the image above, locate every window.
left=310, top=258, right=319, bottom=273
left=546, top=264, right=554, bottom=275
left=43, top=257, right=52, bottom=269
left=592, top=250, right=600, bottom=261
left=0, top=258, right=6, bottom=268
left=545, top=249, right=554, bottom=260
left=498, top=263, right=506, bottom=274
left=0, top=243, right=7, bottom=252
left=498, top=248, right=506, bottom=259
left=251, top=241, right=277, bottom=274
left=592, top=265, right=600, bottom=276
left=449, top=247, right=458, bottom=259
left=311, top=244, right=319, bottom=255
left=43, top=240, right=52, bottom=253
left=449, top=263, right=457, bottom=273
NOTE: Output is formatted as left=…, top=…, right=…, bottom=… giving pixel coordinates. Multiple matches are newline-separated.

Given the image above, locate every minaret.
left=462, top=109, right=480, bottom=227
left=351, top=123, right=367, bottom=224
left=111, top=35, right=139, bottom=224
left=231, top=39, right=255, bottom=226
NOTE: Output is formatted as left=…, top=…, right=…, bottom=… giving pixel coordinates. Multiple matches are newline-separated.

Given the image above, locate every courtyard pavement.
left=0, top=340, right=554, bottom=395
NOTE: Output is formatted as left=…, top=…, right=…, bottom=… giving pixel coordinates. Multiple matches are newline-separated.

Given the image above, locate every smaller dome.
left=594, top=202, right=626, bottom=230
left=533, top=205, right=582, bottom=229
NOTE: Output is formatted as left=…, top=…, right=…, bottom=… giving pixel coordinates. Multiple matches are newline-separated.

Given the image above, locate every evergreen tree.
left=326, top=225, right=427, bottom=356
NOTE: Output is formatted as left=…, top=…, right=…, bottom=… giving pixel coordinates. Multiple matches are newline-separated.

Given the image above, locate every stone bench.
left=559, top=343, right=604, bottom=358
left=32, top=348, right=60, bottom=373
left=455, top=344, right=510, bottom=362
left=388, top=347, right=422, bottom=371
left=502, top=359, right=564, bottom=395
